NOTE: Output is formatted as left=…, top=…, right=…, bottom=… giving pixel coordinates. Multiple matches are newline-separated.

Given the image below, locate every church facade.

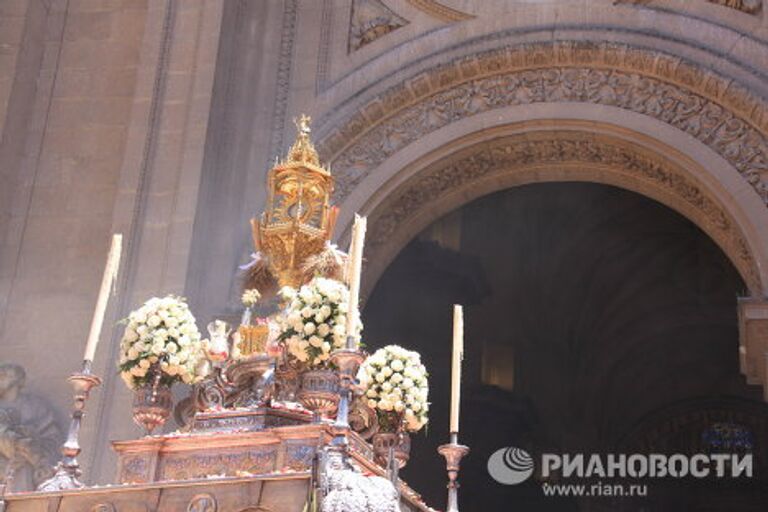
left=1, top=1, right=768, bottom=510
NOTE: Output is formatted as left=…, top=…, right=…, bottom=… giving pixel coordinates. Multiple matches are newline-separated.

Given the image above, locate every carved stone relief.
left=317, top=42, right=768, bottom=208
left=365, top=131, right=761, bottom=292
left=0, top=363, right=62, bottom=492
left=349, top=0, right=408, bottom=52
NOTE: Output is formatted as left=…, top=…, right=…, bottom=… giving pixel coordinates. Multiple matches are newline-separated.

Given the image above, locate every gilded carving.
left=365, top=132, right=760, bottom=291
left=160, top=449, right=277, bottom=480
left=318, top=42, right=768, bottom=208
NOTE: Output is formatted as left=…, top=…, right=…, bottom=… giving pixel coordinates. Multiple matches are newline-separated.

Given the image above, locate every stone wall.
left=0, top=0, right=223, bottom=481
left=0, top=0, right=150, bottom=463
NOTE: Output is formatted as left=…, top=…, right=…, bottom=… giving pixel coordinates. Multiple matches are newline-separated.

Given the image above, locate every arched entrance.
left=362, top=182, right=766, bottom=511
left=323, top=114, right=768, bottom=397
left=355, top=121, right=761, bottom=296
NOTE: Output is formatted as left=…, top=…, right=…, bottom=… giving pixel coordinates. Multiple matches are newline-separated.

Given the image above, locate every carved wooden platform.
left=112, top=421, right=360, bottom=484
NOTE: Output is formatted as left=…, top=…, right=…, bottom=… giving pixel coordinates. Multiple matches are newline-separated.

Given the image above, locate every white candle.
left=450, top=304, right=464, bottom=434
left=345, top=215, right=367, bottom=345
left=83, top=234, right=122, bottom=361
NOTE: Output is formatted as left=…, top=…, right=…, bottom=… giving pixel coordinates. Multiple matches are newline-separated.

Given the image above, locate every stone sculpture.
left=0, top=364, right=61, bottom=491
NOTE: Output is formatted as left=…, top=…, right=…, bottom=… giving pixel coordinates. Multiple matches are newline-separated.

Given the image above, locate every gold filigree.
left=253, top=116, right=338, bottom=288
left=285, top=115, right=321, bottom=166
left=236, top=324, right=270, bottom=356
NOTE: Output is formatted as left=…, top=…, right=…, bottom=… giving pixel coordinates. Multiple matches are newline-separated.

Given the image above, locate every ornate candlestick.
left=37, top=360, right=102, bottom=491
left=437, top=433, right=470, bottom=512
left=329, top=336, right=365, bottom=448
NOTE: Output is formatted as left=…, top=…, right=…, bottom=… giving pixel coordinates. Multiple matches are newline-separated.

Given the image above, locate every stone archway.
left=335, top=117, right=768, bottom=397
left=315, top=40, right=768, bottom=297
left=355, top=123, right=760, bottom=297
left=319, top=41, right=768, bottom=205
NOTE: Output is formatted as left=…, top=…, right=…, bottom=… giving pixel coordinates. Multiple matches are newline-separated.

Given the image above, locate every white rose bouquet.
left=359, top=345, right=429, bottom=433
left=277, top=277, right=362, bottom=367
left=118, top=295, right=209, bottom=390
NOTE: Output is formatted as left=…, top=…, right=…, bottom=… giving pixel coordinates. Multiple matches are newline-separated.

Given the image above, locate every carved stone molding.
left=317, top=41, right=768, bottom=207
left=365, top=131, right=760, bottom=292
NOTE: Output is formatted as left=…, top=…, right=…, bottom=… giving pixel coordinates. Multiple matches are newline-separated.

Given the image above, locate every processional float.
left=1, top=117, right=469, bottom=512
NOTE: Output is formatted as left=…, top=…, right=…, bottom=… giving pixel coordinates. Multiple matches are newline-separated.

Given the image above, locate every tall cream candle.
left=450, top=304, right=464, bottom=434
left=83, top=234, right=122, bottom=362
left=345, top=215, right=367, bottom=345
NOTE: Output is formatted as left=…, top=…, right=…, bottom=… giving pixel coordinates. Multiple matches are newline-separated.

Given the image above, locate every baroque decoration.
left=316, top=41, right=768, bottom=210
left=364, top=131, right=761, bottom=293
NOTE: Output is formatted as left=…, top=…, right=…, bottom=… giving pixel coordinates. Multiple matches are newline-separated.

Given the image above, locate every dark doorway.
left=362, top=182, right=767, bottom=511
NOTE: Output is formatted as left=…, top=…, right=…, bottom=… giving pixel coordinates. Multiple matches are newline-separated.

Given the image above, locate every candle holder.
left=437, top=433, right=470, bottom=512
left=329, top=336, right=365, bottom=448
left=37, top=361, right=102, bottom=492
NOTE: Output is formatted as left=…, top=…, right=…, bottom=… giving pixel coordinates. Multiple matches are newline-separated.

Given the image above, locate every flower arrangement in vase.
left=276, top=277, right=362, bottom=418
left=118, top=295, right=209, bottom=433
left=359, top=345, right=429, bottom=467
left=277, top=277, right=362, bottom=368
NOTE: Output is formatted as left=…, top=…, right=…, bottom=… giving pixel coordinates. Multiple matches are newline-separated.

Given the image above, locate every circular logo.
left=487, top=447, right=535, bottom=485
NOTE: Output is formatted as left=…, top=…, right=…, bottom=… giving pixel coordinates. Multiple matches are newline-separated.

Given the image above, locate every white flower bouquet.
left=359, top=345, right=429, bottom=433
left=277, top=277, right=362, bottom=367
left=118, top=295, right=209, bottom=389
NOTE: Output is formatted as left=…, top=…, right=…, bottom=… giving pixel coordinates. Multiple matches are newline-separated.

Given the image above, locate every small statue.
left=0, top=363, right=62, bottom=491
left=206, top=320, right=231, bottom=363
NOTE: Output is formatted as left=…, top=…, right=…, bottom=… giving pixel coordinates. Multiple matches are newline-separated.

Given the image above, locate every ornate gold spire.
left=251, top=114, right=338, bottom=289
left=285, top=114, right=321, bottom=167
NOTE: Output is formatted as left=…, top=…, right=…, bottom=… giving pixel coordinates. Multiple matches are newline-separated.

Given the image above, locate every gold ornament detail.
left=252, top=115, right=338, bottom=289
left=236, top=324, right=270, bottom=357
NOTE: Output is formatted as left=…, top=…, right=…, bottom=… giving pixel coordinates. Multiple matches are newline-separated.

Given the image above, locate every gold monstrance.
left=252, top=115, right=338, bottom=290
